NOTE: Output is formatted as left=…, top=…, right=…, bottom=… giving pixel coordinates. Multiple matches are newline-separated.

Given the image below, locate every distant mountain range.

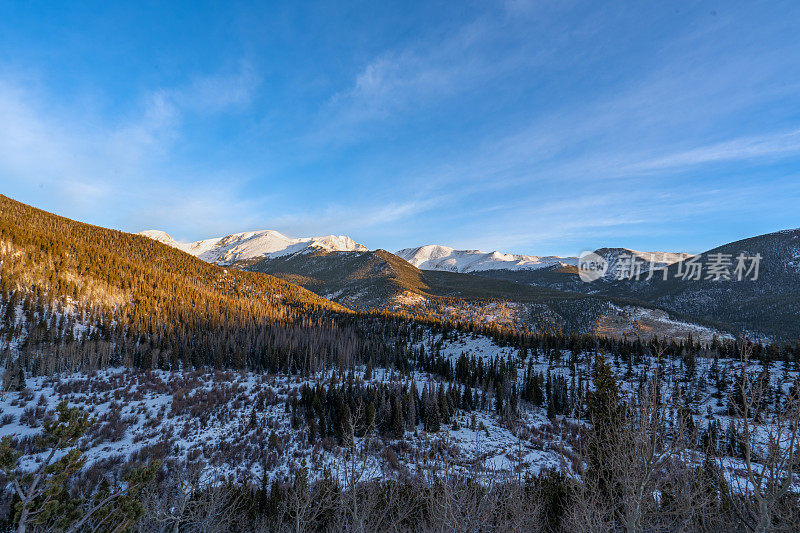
left=139, top=226, right=800, bottom=341
left=395, top=245, right=692, bottom=275
left=245, top=248, right=640, bottom=333
left=599, top=229, right=800, bottom=340
left=136, top=229, right=718, bottom=340
left=468, top=232, right=800, bottom=340
left=395, top=245, right=576, bottom=272
left=140, top=229, right=688, bottom=277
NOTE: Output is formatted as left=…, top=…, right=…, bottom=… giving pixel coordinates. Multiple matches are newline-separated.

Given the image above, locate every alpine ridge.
left=138, top=229, right=368, bottom=266
left=395, top=244, right=690, bottom=275
left=395, top=245, right=577, bottom=273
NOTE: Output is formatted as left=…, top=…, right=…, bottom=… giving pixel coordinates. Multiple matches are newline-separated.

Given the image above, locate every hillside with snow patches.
left=5, top=193, right=800, bottom=530
left=2, top=329, right=796, bottom=501
left=138, top=229, right=368, bottom=266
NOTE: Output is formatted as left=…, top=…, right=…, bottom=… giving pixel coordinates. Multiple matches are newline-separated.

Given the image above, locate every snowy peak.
left=592, top=248, right=692, bottom=278
left=594, top=247, right=692, bottom=265
left=396, top=245, right=692, bottom=274
left=138, top=229, right=368, bottom=266
left=138, top=230, right=178, bottom=246
left=396, top=245, right=578, bottom=273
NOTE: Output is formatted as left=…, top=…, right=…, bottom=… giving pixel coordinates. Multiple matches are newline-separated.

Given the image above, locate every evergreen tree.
left=424, top=391, right=440, bottom=433
left=0, top=401, right=156, bottom=532
left=437, top=385, right=450, bottom=424
left=2, top=359, right=25, bottom=392
left=585, top=354, right=623, bottom=502
left=390, top=399, right=404, bottom=438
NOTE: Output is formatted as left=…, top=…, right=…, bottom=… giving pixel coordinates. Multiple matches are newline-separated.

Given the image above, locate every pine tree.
left=437, top=385, right=450, bottom=424
left=462, top=386, right=472, bottom=410
left=365, top=401, right=376, bottom=436
left=391, top=399, right=404, bottom=438
left=406, top=387, right=417, bottom=429
left=2, top=358, right=25, bottom=392
left=309, top=418, right=318, bottom=442
left=585, top=354, right=623, bottom=502
left=424, top=392, right=440, bottom=433
left=0, top=401, right=157, bottom=532
left=510, top=384, right=518, bottom=415
left=495, top=379, right=504, bottom=414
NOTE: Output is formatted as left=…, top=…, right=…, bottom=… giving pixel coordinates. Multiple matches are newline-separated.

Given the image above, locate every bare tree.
left=334, top=403, right=380, bottom=533
left=561, top=350, right=710, bottom=532
left=721, top=342, right=800, bottom=532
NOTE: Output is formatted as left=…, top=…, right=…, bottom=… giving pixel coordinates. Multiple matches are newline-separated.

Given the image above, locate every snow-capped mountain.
left=396, top=244, right=692, bottom=276
left=594, top=248, right=693, bottom=278
left=395, top=245, right=578, bottom=273
left=138, top=229, right=368, bottom=266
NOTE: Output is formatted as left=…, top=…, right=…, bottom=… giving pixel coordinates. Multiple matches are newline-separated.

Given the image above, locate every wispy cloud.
left=173, top=60, right=260, bottom=113
left=0, top=64, right=263, bottom=238
left=2, top=2, right=799, bottom=256
left=314, top=6, right=561, bottom=145
left=263, top=196, right=443, bottom=240
left=625, top=129, right=800, bottom=172
left=289, top=3, right=800, bottom=254
left=441, top=181, right=788, bottom=256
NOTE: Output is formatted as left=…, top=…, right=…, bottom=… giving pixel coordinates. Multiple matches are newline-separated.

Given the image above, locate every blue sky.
left=1, top=1, right=799, bottom=256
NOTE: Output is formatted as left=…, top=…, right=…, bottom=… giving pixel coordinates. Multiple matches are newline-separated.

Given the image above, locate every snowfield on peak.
left=138, top=229, right=368, bottom=265
left=594, top=247, right=692, bottom=265
left=395, top=245, right=578, bottom=273
left=396, top=244, right=693, bottom=274
left=137, top=229, right=177, bottom=245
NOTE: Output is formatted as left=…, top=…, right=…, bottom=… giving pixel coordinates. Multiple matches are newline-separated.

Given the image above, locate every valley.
left=1, top=196, right=798, bottom=531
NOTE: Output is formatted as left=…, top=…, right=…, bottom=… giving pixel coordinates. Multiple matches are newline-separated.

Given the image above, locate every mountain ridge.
left=395, top=244, right=576, bottom=273
left=598, top=228, right=800, bottom=340
left=246, top=248, right=733, bottom=340
left=136, top=223, right=800, bottom=340
left=395, top=244, right=691, bottom=276
left=138, top=229, right=368, bottom=266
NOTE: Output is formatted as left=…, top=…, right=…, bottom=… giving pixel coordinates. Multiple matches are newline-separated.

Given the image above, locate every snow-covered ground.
left=0, top=366, right=568, bottom=487
left=3, top=330, right=798, bottom=492
left=597, top=304, right=734, bottom=343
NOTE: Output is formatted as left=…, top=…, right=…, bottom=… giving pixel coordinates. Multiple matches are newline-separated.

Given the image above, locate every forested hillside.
left=4, top=197, right=800, bottom=532
left=0, top=195, right=598, bottom=377
left=0, top=194, right=362, bottom=372
left=248, top=248, right=625, bottom=332
left=247, top=248, right=724, bottom=341
left=472, top=230, right=800, bottom=340
left=609, top=229, right=800, bottom=340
